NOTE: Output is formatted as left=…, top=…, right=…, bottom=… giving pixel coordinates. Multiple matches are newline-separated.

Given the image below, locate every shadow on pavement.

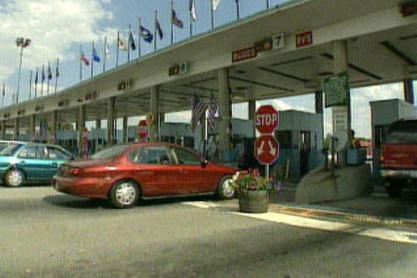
left=43, top=194, right=218, bottom=210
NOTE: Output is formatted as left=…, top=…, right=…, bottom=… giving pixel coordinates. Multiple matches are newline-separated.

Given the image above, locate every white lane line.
left=181, top=201, right=219, bottom=209
left=183, top=201, right=417, bottom=244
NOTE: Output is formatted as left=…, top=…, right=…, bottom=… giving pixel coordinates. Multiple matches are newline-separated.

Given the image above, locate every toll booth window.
left=136, top=147, right=172, bottom=165
left=276, top=131, right=291, bottom=149
left=174, top=147, right=200, bottom=165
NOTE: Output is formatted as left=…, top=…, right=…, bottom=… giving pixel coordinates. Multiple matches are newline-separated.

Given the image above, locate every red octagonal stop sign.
left=255, top=105, right=279, bottom=134
left=138, top=120, right=148, bottom=139
left=254, top=135, right=280, bottom=165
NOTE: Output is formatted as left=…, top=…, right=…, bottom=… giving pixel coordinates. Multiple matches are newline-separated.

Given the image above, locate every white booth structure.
left=273, top=110, right=324, bottom=180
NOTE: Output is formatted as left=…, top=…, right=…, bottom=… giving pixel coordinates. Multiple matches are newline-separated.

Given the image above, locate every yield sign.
left=254, top=135, right=280, bottom=165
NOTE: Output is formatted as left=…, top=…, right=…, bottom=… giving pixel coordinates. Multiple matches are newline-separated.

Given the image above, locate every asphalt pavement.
left=1, top=185, right=417, bottom=278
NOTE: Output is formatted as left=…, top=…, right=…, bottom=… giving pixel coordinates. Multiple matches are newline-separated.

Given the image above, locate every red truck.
left=380, top=119, right=417, bottom=197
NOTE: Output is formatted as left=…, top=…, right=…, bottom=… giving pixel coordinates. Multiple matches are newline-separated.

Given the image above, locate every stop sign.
left=254, top=135, right=280, bottom=165
left=138, top=120, right=148, bottom=139
left=255, top=105, right=279, bottom=134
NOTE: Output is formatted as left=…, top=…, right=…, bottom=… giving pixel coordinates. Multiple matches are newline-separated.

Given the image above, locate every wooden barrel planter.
left=238, top=189, right=269, bottom=213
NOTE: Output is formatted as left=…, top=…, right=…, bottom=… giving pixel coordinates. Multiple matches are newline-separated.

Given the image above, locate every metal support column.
left=150, top=87, right=159, bottom=142
left=248, top=99, right=256, bottom=138
left=315, top=91, right=324, bottom=114
left=218, top=67, right=232, bottom=162
left=29, top=114, right=36, bottom=142
left=404, top=79, right=415, bottom=104
left=123, top=116, right=128, bottom=143
left=13, top=118, right=19, bottom=140
left=50, top=110, right=58, bottom=144
left=107, top=97, right=116, bottom=145
left=1, top=120, right=6, bottom=140
left=95, top=119, right=101, bottom=129
left=77, top=105, right=86, bottom=154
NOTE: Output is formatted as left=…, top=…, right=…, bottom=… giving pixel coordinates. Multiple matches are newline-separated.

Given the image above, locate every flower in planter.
left=232, top=169, right=282, bottom=194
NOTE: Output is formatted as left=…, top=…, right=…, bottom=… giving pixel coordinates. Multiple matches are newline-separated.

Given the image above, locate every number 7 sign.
left=273, top=33, right=285, bottom=50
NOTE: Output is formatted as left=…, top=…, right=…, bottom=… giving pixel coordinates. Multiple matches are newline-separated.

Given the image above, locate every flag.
left=118, top=35, right=128, bottom=51
left=2, top=83, right=5, bottom=97
left=189, top=0, right=197, bottom=21
left=34, top=68, right=38, bottom=85
left=42, top=66, right=46, bottom=81
left=208, top=93, right=218, bottom=132
left=140, top=25, right=153, bottom=43
left=129, top=29, right=136, bottom=51
left=212, top=0, right=221, bottom=10
left=80, top=51, right=90, bottom=66
left=105, top=43, right=111, bottom=56
left=191, top=95, right=208, bottom=132
left=172, top=9, right=184, bottom=28
left=93, top=46, right=100, bottom=62
left=56, top=60, right=60, bottom=78
left=156, top=17, right=163, bottom=40
left=47, top=63, right=53, bottom=80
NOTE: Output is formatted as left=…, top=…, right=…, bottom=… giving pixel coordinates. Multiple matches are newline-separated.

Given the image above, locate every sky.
left=0, top=0, right=416, bottom=139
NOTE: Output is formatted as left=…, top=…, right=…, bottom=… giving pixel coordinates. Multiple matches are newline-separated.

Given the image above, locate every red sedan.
left=53, top=142, right=237, bottom=208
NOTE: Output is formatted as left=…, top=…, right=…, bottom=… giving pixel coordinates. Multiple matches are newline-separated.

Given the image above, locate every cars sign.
left=255, top=105, right=279, bottom=134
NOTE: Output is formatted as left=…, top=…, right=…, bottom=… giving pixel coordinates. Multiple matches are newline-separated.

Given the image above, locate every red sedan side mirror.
left=201, top=159, right=208, bottom=169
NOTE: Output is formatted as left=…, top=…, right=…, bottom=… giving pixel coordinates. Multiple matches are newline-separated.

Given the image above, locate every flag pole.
left=79, top=46, right=83, bottom=82
left=138, top=18, right=142, bottom=58
left=154, top=10, right=157, bottom=52
left=171, top=0, right=174, bottom=45
left=2, top=83, right=4, bottom=107
left=91, top=41, right=94, bottom=78
left=103, top=37, right=107, bottom=73
left=55, top=58, right=59, bottom=94
left=47, top=62, right=50, bottom=95
left=266, top=0, right=270, bottom=10
left=211, top=0, right=214, bottom=29
left=29, top=70, right=32, bottom=100
left=34, top=67, right=38, bottom=98
left=236, top=0, right=240, bottom=20
left=41, top=64, right=44, bottom=96
left=189, top=2, right=193, bottom=37
left=128, top=25, right=131, bottom=63
left=116, top=30, right=120, bottom=67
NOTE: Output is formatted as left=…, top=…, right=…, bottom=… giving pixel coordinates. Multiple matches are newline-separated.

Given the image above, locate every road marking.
left=183, top=201, right=417, bottom=245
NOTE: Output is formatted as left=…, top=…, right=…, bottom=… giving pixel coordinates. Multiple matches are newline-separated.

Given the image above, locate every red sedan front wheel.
left=217, top=176, right=236, bottom=200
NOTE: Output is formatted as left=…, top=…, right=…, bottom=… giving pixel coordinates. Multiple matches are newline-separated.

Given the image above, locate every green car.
left=0, top=141, right=73, bottom=187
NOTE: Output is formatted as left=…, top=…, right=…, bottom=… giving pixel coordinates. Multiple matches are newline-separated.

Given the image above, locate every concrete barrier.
left=294, top=164, right=372, bottom=204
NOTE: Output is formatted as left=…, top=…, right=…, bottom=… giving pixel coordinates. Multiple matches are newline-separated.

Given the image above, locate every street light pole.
left=15, top=37, right=31, bottom=104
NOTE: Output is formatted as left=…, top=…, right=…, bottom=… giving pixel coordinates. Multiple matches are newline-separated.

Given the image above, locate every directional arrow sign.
left=254, top=135, right=280, bottom=165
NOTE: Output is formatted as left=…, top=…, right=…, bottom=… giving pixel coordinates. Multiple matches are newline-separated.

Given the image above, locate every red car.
left=380, top=119, right=417, bottom=197
left=53, top=142, right=237, bottom=208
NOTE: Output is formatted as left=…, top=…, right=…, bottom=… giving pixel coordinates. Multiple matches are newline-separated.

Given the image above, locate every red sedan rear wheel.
left=109, top=180, right=140, bottom=209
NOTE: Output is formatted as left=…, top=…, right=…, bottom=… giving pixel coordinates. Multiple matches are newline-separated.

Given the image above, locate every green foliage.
left=232, top=169, right=283, bottom=193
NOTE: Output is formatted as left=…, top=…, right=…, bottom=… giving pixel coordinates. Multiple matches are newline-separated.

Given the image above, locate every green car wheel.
left=4, top=169, right=25, bottom=187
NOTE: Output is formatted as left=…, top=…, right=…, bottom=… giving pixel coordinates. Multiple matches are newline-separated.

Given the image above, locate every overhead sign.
left=255, top=135, right=280, bottom=165
left=324, top=72, right=349, bottom=107
left=400, top=0, right=417, bottom=17
left=255, top=105, right=279, bottom=134
left=272, top=33, right=285, bottom=49
left=254, top=38, right=273, bottom=52
left=138, top=120, right=148, bottom=139
left=232, top=46, right=257, bottom=63
left=295, top=31, right=313, bottom=48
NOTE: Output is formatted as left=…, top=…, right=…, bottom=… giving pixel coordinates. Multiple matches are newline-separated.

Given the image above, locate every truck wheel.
left=386, top=182, right=402, bottom=198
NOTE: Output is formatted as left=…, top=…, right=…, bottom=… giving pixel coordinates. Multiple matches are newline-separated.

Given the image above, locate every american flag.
left=208, top=93, right=217, bottom=132
left=191, top=95, right=208, bottom=133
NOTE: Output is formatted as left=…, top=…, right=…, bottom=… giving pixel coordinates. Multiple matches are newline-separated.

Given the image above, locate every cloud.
left=0, top=0, right=114, bottom=83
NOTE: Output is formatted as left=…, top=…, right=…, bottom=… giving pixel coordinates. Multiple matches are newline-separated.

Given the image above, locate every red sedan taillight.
left=70, top=168, right=83, bottom=176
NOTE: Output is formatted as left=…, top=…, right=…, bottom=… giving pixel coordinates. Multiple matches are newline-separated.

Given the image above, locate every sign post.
left=254, top=105, right=280, bottom=179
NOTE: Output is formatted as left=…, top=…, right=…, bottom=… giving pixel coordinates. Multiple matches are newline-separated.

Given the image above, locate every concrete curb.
left=268, top=203, right=417, bottom=228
